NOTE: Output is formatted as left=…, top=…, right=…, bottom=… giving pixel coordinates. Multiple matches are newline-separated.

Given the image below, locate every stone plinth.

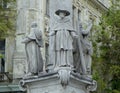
left=20, top=72, right=97, bottom=93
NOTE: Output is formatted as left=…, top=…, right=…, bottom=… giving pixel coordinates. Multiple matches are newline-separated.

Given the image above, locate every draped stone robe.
left=22, top=28, right=43, bottom=74
left=50, top=17, right=76, bottom=69
left=80, top=23, right=93, bottom=74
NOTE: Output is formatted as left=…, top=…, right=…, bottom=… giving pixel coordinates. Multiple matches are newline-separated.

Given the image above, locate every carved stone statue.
left=80, top=21, right=93, bottom=75
left=22, top=22, right=43, bottom=76
left=73, top=21, right=93, bottom=76
left=49, top=9, right=77, bottom=70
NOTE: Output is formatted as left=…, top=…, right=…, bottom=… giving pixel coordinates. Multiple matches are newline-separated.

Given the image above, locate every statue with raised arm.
left=80, top=21, right=93, bottom=75
left=49, top=9, right=77, bottom=70
left=22, top=22, right=43, bottom=76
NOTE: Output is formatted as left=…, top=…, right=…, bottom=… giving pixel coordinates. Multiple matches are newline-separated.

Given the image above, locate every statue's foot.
left=23, top=72, right=34, bottom=79
left=38, top=71, right=46, bottom=76
left=87, top=67, right=91, bottom=72
left=82, top=74, right=92, bottom=81
left=26, top=72, right=33, bottom=76
left=46, top=69, right=55, bottom=73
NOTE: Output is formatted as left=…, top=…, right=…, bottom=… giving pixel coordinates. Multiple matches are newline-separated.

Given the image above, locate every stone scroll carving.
left=22, top=22, right=43, bottom=77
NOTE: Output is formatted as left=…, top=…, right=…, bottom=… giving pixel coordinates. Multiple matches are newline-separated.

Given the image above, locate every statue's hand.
left=22, top=38, right=31, bottom=43
left=71, top=32, right=78, bottom=38
left=73, top=35, right=79, bottom=38
left=49, top=31, right=55, bottom=36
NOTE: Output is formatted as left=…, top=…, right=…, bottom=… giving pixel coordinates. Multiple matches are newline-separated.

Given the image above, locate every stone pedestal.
left=20, top=71, right=97, bottom=93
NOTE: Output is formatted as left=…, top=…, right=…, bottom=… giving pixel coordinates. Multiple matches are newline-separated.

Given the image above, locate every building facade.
left=0, top=0, right=110, bottom=92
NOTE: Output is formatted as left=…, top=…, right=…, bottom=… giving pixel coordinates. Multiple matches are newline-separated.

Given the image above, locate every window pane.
left=0, top=40, right=5, bottom=54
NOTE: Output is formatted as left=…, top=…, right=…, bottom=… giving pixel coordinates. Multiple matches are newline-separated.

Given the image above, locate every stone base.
left=20, top=71, right=97, bottom=93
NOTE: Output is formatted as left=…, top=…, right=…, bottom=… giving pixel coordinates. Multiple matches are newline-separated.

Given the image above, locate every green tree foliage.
left=0, top=0, right=16, bottom=39
left=92, top=0, right=120, bottom=93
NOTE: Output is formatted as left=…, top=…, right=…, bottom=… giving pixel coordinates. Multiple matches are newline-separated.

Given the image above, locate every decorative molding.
left=86, top=80, right=97, bottom=91
left=19, top=71, right=97, bottom=92
left=58, top=67, right=71, bottom=88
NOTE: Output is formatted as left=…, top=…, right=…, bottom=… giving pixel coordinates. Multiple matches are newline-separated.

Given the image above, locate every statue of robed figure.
left=49, top=9, right=77, bottom=70
left=75, top=21, right=93, bottom=76
left=22, top=22, right=43, bottom=76
left=80, top=21, right=93, bottom=75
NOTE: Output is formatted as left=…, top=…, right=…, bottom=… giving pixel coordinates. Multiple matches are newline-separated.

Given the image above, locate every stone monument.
left=49, top=9, right=77, bottom=70
left=22, top=22, right=43, bottom=77
left=19, top=0, right=97, bottom=93
left=80, top=21, right=93, bottom=76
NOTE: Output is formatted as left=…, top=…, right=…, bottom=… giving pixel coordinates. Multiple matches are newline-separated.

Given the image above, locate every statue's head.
left=55, top=9, right=70, bottom=19
left=31, top=22, right=37, bottom=28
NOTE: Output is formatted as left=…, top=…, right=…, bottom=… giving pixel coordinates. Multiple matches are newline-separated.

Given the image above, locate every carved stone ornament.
left=58, top=67, right=71, bottom=88
left=86, top=80, right=97, bottom=91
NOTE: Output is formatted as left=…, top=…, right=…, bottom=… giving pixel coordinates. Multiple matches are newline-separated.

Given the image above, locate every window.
left=0, top=40, right=5, bottom=73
